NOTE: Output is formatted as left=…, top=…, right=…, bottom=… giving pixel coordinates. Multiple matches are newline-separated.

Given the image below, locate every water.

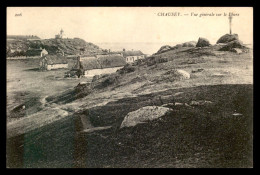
left=96, top=42, right=253, bottom=55
left=96, top=42, right=180, bottom=55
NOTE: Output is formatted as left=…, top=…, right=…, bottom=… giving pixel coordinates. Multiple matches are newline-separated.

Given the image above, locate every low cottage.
left=120, top=50, right=145, bottom=63
left=73, top=54, right=126, bottom=71
left=39, top=55, right=68, bottom=70
left=71, top=54, right=126, bottom=77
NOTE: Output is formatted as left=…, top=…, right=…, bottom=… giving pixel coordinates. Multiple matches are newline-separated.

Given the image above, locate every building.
left=55, top=29, right=64, bottom=39
left=26, top=48, right=48, bottom=57
left=71, top=54, right=126, bottom=76
left=95, top=53, right=123, bottom=59
left=119, top=50, right=145, bottom=63
left=73, top=54, right=126, bottom=70
left=39, top=55, right=68, bottom=70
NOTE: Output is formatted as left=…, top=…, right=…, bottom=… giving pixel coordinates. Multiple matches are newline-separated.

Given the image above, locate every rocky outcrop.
left=163, top=69, right=190, bottom=82
left=218, top=40, right=246, bottom=52
left=182, top=41, right=197, bottom=47
left=156, top=45, right=173, bottom=54
left=217, top=34, right=239, bottom=44
left=7, top=38, right=103, bottom=57
left=120, top=106, right=172, bottom=128
left=196, top=37, right=211, bottom=47
left=175, top=69, right=190, bottom=79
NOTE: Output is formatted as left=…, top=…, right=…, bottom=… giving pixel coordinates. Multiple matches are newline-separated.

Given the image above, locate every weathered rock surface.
left=176, top=69, right=190, bottom=79
left=217, top=34, right=239, bottom=44
left=120, top=106, right=172, bottom=128
left=196, top=37, right=211, bottom=47
left=157, top=45, right=173, bottom=54
left=219, top=40, right=246, bottom=52
left=190, top=100, right=213, bottom=106
left=182, top=41, right=197, bottom=47
left=232, top=48, right=243, bottom=54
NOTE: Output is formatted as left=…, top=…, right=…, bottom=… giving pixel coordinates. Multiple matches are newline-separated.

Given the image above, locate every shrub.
left=117, top=64, right=136, bottom=74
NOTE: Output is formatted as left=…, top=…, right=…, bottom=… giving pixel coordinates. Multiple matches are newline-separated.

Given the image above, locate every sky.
left=7, top=7, right=253, bottom=44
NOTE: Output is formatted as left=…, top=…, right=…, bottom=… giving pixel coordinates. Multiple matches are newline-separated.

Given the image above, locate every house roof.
left=98, top=55, right=126, bottom=68
left=80, top=57, right=101, bottom=70
left=119, top=50, right=144, bottom=57
left=42, top=55, right=68, bottom=65
left=74, top=55, right=126, bottom=70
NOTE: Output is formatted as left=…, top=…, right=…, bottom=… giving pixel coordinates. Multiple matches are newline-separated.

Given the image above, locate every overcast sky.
left=7, top=7, right=253, bottom=44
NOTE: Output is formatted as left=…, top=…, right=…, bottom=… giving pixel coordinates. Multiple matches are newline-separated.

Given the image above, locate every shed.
left=39, top=55, right=68, bottom=70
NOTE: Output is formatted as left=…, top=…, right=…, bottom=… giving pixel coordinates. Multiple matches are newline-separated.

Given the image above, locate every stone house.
left=39, top=55, right=68, bottom=70
left=120, top=50, right=145, bottom=63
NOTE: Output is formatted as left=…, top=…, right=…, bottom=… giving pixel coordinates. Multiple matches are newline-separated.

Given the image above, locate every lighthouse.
left=60, top=29, right=64, bottom=38
left=55, top=29, right=64, bottom=39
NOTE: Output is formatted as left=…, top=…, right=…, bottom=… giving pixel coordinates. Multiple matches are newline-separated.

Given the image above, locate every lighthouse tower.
left=55, top=29, right=65, bottom=39
left=60, top=29, right=64, bottom=39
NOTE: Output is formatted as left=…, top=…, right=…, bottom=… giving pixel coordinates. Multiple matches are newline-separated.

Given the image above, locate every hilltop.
left=7, top=35, right=41, bottom=40
left=6, top=38, right=104, bottom=57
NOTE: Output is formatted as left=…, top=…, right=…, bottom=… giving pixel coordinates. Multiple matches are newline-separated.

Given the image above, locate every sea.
left=96, top=42, right=253, bottom=55
left=96, top=42, right=180, bottom=55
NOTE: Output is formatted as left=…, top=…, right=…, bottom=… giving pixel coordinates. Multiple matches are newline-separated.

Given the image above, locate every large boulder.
left=196, top=37, right=211, bottom=47
left=157, top=45, right=173, bottom=54
left=176, top=69, right=190, bottom=79
left=120, top=106, right=172, bottom=128
left=163, top=69, right=190, bottom=81
left=219, top=40, right=246, bottom=51
left=117, top=64, right=136, bottom=74
left=217, top=34, right=239, bottom=44
left=182, top=41, right=197, bottom=47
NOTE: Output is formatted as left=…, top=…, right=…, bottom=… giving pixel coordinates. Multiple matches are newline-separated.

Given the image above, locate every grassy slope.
left=7, top=46, right=253, bottom=168
left=7, top=84, right=253, bottom=168
left=46, top=46, right=252, bottom=106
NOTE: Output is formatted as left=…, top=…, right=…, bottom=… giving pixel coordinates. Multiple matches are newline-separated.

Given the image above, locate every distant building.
left=119, top=50, right=145, bottom=63
left=26, top=48, right=48, bottom=57
left=39, top=55, right=68, bottom=70
left=55, top=29, right=64, bottom=39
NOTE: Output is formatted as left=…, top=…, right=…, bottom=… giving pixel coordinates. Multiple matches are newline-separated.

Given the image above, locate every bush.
left=146, top=57, right=157, bottom=66
left=100, top=75, right=120, bottom=88
left=92, top=75, right=101, bottom=82
left=117, top=64, right=136, bottom=74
